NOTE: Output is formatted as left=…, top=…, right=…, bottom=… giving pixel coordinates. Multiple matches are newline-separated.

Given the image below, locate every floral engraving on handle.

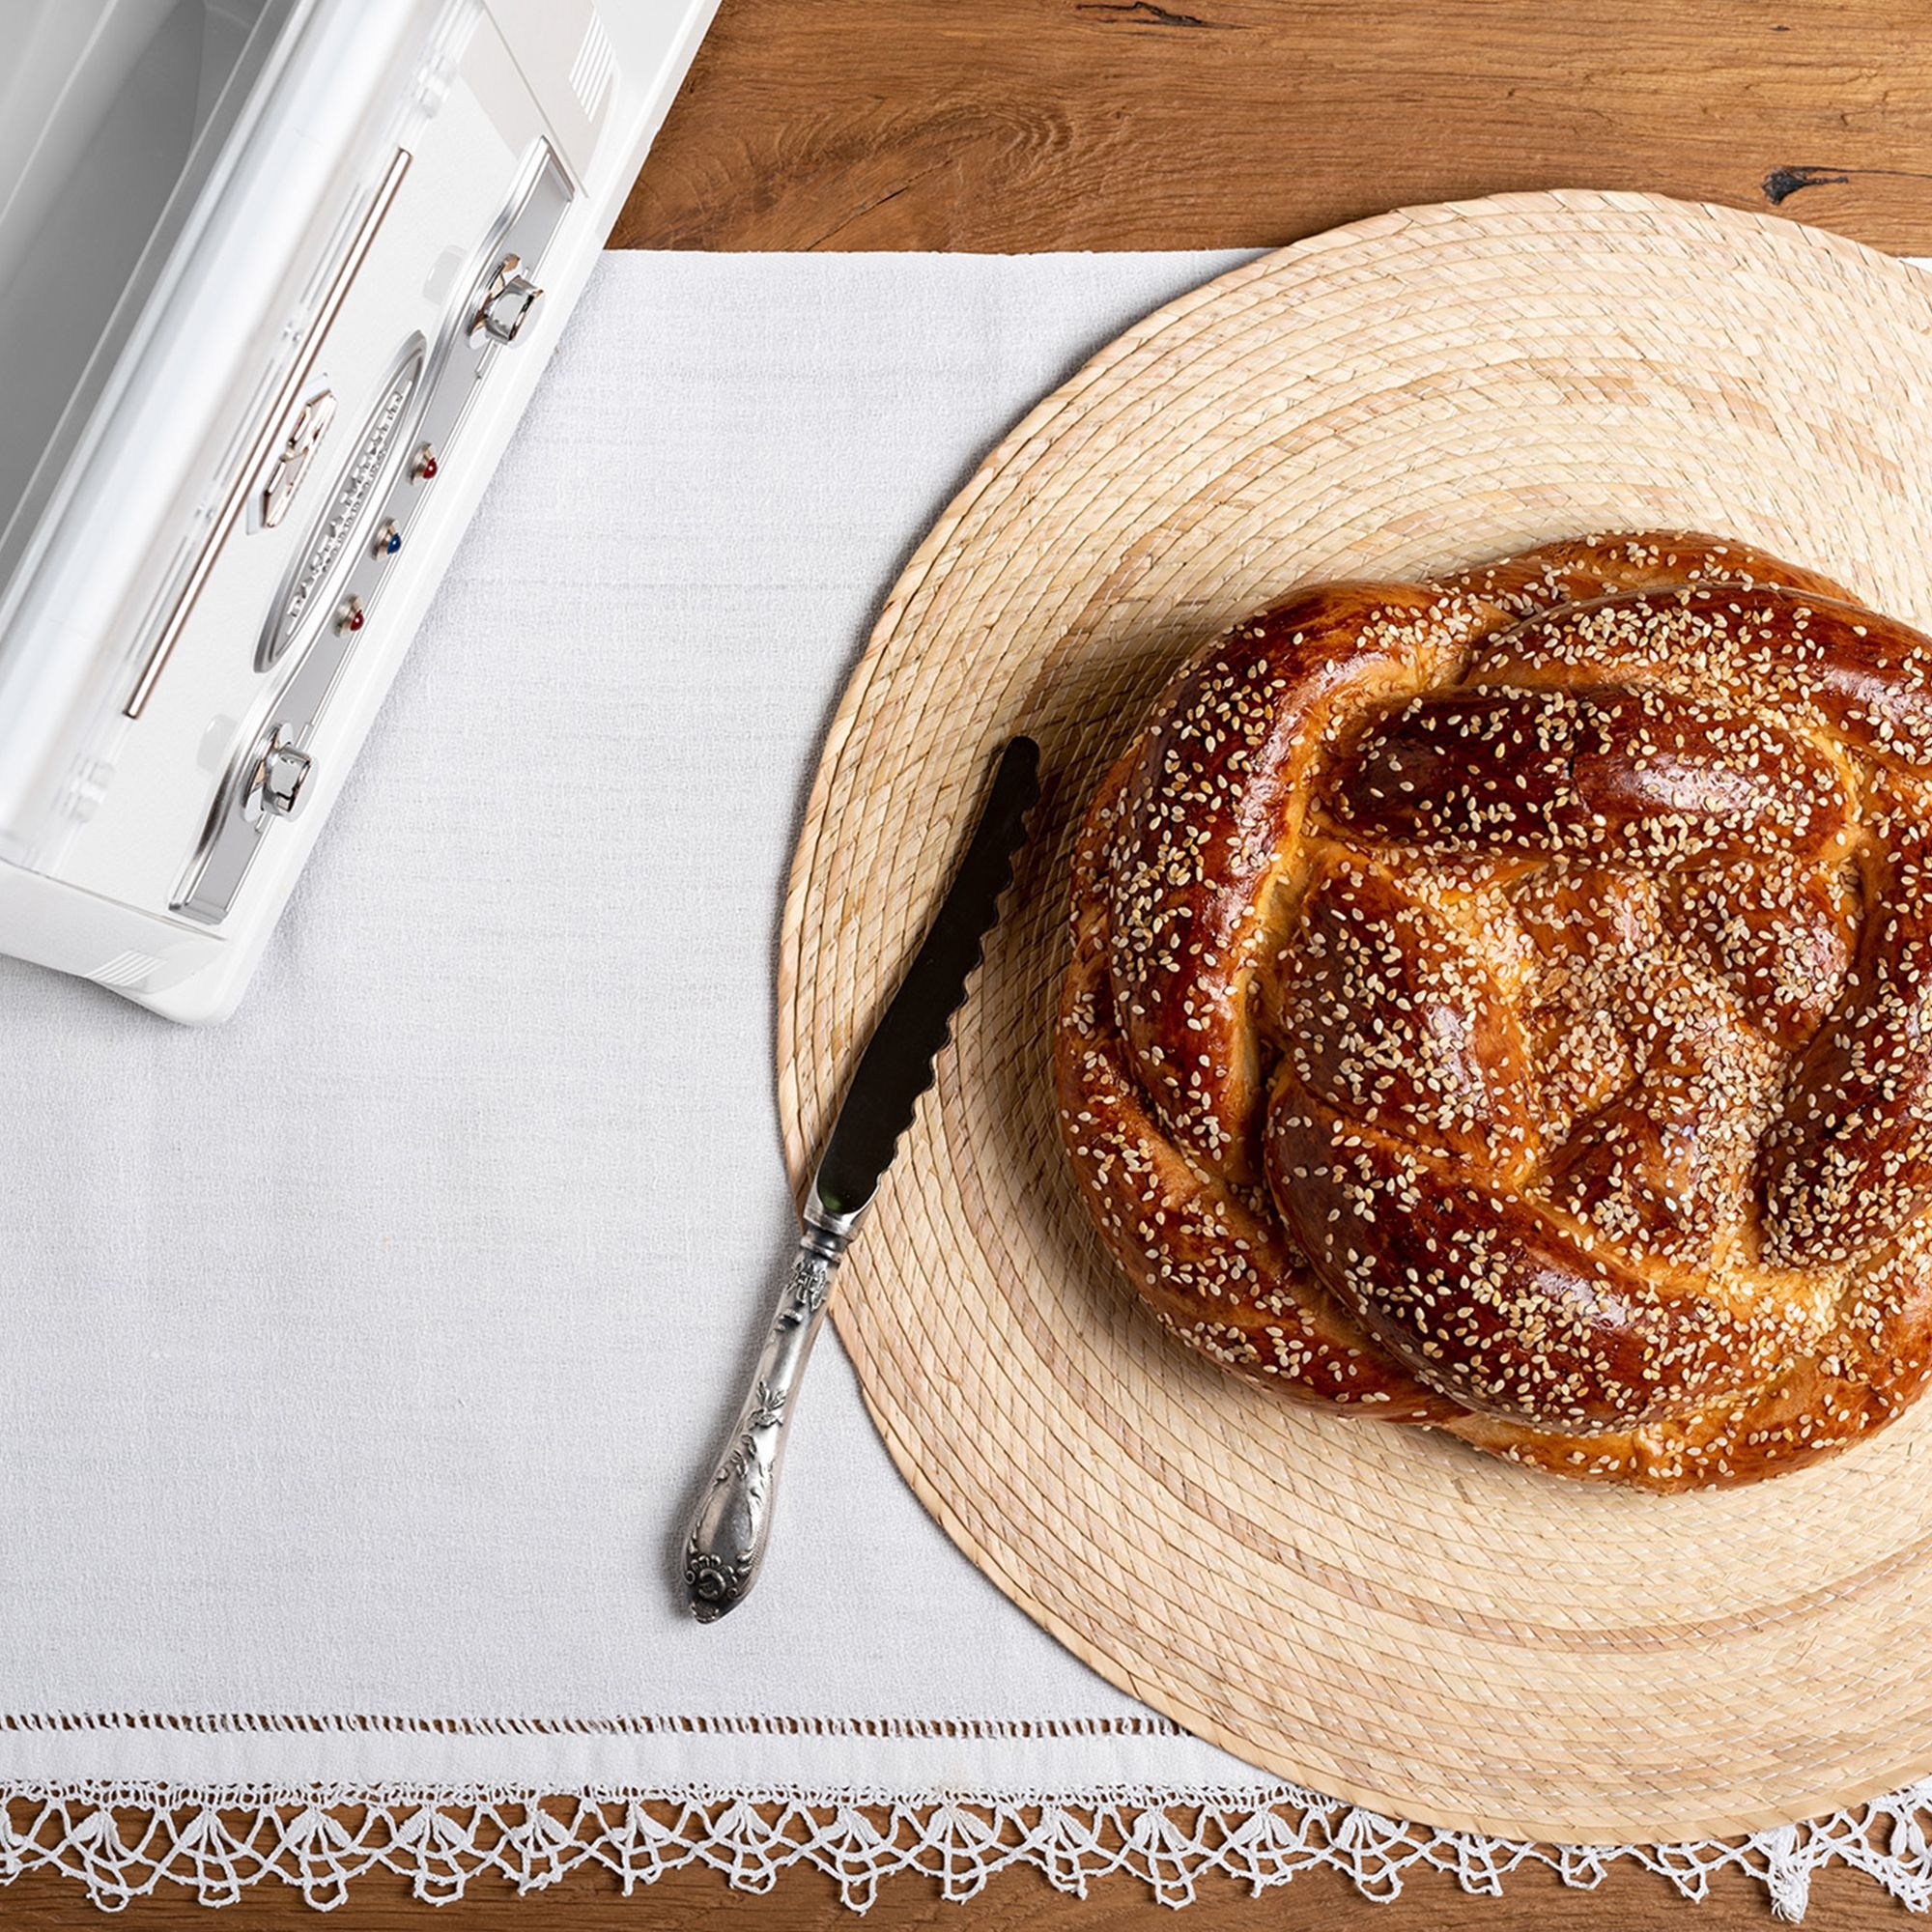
left=684, top=1243, right=840, bottom=1621
left=777, top=1255, right=833, bottom=1329
left=748, top=1378, right=786, bottom=1430
left=684, top=1535, right=753, bottom=1623
left=716, top=1382, right=787, bottom=1489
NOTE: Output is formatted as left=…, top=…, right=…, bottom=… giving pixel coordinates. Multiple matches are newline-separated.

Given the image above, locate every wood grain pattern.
left=611, top=0, right=1932, bottom=255
left=0, top=1851, right=1918, bottom=1928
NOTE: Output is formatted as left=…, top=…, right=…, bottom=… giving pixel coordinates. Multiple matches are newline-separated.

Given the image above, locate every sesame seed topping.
left=1054, top=531, right=1932, bottom=1492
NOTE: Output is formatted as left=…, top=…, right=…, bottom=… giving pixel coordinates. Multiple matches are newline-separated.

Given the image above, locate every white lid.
left=0, top=0, right=446, bottom=865
left=0, top=0, right=297, bottom=597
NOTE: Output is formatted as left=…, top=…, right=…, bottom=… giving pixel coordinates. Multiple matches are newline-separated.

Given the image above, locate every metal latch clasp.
left=469, top=254, right=544, bottom=346
left=253, top=389, right=338, bottom=532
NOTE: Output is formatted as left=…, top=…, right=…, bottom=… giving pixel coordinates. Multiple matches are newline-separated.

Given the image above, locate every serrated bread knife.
left=683, top=736, right=1041, bottom=1621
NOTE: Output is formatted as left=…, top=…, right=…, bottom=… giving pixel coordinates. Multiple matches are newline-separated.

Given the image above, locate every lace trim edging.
left=6, top=1777, right=1932, bottom=1918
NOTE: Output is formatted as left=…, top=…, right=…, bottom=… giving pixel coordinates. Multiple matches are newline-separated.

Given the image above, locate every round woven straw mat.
left=776, top=189, right=1932, bottom=1843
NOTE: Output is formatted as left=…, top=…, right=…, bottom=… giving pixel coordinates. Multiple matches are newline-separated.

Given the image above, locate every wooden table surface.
left=612, top=0, right=1932, bottom=255
left=21, top=3, right=1931, bottom=1926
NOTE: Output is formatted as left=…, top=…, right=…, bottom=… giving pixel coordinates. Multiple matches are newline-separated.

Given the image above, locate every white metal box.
left=0, top=0, right=715, bottom=1020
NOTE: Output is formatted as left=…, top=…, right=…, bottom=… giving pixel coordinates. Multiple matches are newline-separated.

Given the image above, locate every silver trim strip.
left=123, top=147, right=413, bottom=720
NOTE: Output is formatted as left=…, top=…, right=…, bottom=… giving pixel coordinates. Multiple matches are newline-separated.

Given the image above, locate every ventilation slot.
left=89, top=951, right=161, bottom=989
left=568, top=12, right=614, bottom=121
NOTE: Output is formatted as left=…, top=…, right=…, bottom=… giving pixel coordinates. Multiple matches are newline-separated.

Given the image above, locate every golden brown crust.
left=1054, top=529, right=1932, bottom=1491
left=1058, top=749, right=1459, bottom=1421
left=1760, top=802, right=1932, bottom=1267
left=1097, top=580, right=1491, bottom=1182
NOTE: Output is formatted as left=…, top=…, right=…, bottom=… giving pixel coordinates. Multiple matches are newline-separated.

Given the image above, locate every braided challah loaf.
left=1056, top=532, right=1932, bottom=1490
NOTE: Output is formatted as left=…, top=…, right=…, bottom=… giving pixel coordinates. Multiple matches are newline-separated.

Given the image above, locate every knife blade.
left=683, top=735, right=1040, bottom=1621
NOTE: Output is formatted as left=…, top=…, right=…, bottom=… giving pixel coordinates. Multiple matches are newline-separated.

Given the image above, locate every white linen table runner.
left=0, top=251, right=1926, bottom=1919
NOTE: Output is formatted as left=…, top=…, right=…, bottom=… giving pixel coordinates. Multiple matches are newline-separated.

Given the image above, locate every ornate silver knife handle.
left=683, top=1199, right=856, bottom=1622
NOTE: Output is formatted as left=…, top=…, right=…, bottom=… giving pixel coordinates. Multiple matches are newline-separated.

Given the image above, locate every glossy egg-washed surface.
left=1055, top=532, right=1932, bottom=1490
